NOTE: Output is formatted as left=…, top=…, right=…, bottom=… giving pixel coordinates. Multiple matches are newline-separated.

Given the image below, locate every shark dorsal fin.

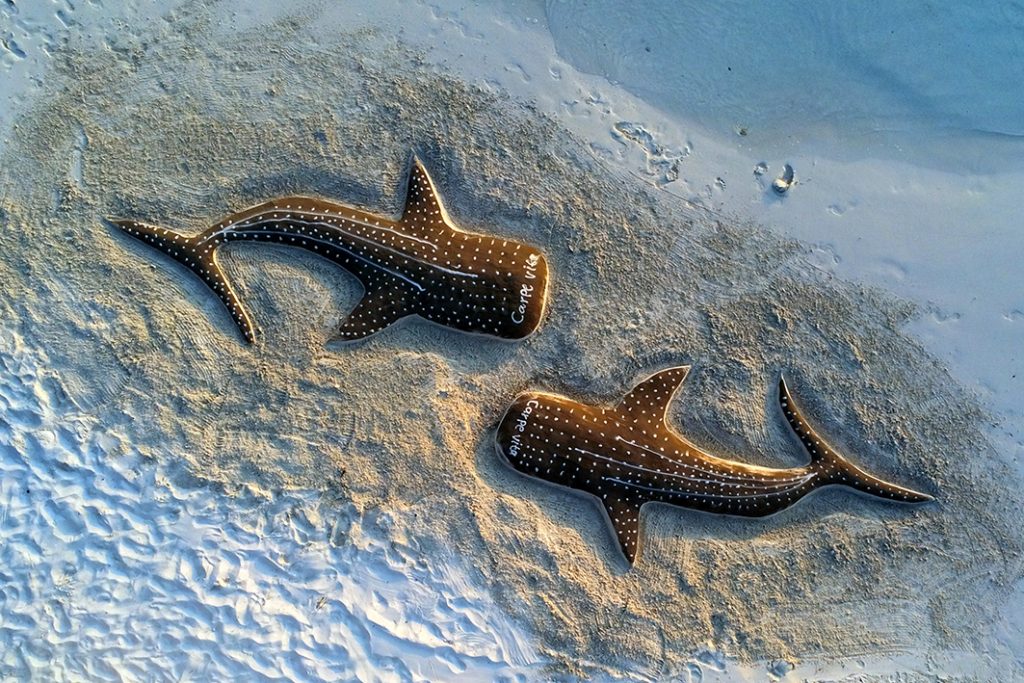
left=615, top=366, right=691, bottom=429
left=398, top=157, right=450, bottom=235
left=600, top=496, right=644, bottom=565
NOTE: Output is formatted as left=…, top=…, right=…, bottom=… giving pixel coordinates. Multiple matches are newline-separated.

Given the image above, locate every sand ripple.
left=0, top=327, right=538, bottom=682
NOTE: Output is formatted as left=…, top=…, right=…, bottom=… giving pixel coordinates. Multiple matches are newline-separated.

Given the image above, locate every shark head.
left=495, top=248, right=550, bottom=339
left=395, top=156, right=551, bottom=341
left=494, top=390, right=552, bottom=472
left=425, top=245, right=550, bottom=341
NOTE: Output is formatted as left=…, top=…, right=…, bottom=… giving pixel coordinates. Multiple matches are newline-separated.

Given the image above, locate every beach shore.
left=1, top=1, right=1021, bottom=679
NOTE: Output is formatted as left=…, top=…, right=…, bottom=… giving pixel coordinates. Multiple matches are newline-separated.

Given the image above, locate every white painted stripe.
left=615, top=436, right=811, bottom=485
left=229, top=230, right=426, bottom=292
left=574, top=447, right=814, bottom=491
left=602, top=474, right=815, bottom=501
left=208, top=217, right=480, bottom=281
left=218, top=206, right=439, bottom=250
left=286, top=207, right=440, bottom=250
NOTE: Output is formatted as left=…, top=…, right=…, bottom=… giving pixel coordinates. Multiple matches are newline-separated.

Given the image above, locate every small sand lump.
left=772, top=163, right=795, bottom=194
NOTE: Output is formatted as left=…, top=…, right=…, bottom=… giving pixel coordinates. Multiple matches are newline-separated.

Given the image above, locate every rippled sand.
left=0, top=327, right=541, bottom=680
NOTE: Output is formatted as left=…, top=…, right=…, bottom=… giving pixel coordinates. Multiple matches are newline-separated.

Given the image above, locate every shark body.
left=496, top=366, right=933, bottom=564
left=111, top=157, right=549, bottom=344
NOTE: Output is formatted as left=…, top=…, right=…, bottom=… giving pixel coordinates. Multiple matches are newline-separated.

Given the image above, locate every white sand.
left=1, top=0, right=1022, bottom=680
left=0, top=326, right=539, bottom=680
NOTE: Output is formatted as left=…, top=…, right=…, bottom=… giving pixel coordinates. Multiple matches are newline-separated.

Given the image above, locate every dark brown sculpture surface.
left=111, top=157, right=549, bottom=344
left=496, top=366, right=933, bottom=564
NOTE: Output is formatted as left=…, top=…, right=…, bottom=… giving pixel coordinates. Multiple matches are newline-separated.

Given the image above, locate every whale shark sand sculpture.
left=496, top=366, right=934, bottom=564
left=111, top=157, right=549, bottom=343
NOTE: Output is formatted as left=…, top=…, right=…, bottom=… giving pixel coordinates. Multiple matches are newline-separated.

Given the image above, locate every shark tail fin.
left=778, top=377, right=934, bottom=504
left=109, top=218, right=257, bottom=343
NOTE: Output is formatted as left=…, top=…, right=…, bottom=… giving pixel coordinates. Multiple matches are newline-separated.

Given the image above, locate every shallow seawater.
left=546, top=0, right=1024, bottom=170
left=0, top=328, right=538, bottom=681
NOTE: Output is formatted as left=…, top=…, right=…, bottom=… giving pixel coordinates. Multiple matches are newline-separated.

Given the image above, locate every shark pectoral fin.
left=616, top=366, right=692, bottom=428
left=397, top=156, right=450, bottom=236
left=333, top=282, right=419, bottom=342
left=599, top=496, right=644, bottom=565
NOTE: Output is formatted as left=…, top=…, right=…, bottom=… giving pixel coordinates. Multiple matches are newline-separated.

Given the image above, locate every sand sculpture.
left=112, top=155, right=933, bottom=566
left=112, top=158, right=549, bottom=343
left=496, top=366, right=933, bottom=563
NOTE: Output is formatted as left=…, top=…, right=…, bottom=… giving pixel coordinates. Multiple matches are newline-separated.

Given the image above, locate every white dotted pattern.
left=111, top=158, right=549, bottom=343
left=496, top=367, right=933, bottom=564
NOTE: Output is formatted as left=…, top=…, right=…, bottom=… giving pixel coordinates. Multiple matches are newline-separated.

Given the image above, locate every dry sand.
left=1, top=3, right=1020, bottom=676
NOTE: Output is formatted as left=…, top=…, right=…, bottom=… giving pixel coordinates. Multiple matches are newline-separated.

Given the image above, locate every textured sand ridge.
left=1, top=3, right=1020, bottom=675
